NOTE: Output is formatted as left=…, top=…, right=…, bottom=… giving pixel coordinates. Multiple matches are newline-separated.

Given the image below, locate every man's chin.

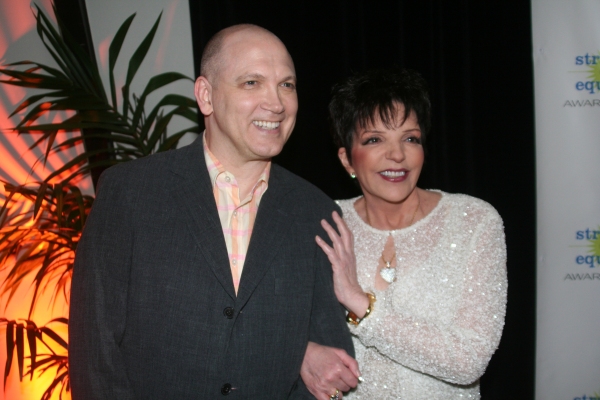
left=250, top=143, right=287, bottom=160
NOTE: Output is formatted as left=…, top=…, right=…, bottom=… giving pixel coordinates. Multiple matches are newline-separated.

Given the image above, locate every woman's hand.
left=316, top=211, right=370, bottom=317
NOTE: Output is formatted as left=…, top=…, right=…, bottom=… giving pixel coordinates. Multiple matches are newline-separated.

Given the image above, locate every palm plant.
left=0, top=4, right=199, bottom=398
left=2, top=317, right=69, bottom=400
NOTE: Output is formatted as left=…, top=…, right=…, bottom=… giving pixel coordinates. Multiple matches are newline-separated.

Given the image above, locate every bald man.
left=69, top=24, right=356, bottom=399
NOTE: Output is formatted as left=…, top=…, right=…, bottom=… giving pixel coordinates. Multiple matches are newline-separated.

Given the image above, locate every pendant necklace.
left=379, top=251, right=397, bottom=283
left=378, top=194, right=421, bottom=283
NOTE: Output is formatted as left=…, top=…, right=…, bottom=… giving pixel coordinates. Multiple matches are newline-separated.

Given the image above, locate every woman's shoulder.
left=442, top=192, right=499, bottom=212
left=437, top=191, right=503, bottom=226
left=335, top=196, right=362, bottom=215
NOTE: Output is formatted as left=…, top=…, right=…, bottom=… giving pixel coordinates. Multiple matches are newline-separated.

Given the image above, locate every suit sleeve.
left=307, top=226, right=354, bottom=353
left=289, top=205, right=355, bottom=399
left=69, top=168, right=136, bottom=399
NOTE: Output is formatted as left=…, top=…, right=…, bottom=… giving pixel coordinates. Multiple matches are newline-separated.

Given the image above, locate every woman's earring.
left=350, top=173, right=356, bottom=179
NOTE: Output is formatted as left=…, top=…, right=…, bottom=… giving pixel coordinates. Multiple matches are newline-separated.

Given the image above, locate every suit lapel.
left=236, top=165, right=295, bottom=307
left=169, top=135, right=236, bottom=299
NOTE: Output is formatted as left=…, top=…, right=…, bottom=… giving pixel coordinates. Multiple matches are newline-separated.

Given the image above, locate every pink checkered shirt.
left=203, top=135, right=270, bottom=294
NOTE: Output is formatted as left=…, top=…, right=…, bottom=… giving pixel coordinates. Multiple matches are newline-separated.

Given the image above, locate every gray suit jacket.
left=69, top=136, right=354, bottom=399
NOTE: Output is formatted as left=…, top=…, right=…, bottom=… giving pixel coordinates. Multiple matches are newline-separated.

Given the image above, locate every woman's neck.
left=357, top=189, right=422, bottom=231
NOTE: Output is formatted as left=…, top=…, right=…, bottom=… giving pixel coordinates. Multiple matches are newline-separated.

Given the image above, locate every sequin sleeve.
left=349, top=207, right=507, bottom=386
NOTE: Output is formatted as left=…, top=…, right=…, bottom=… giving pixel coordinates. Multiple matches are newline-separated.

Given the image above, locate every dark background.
left=188, top=1, right=536, bottom=399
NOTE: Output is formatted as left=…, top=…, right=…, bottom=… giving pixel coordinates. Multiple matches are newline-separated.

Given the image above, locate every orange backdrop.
left=1, top=1, right=90, bottom=398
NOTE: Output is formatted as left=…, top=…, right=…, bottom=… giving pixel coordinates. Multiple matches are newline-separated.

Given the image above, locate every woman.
left=314, top=67, right=507, bottom=399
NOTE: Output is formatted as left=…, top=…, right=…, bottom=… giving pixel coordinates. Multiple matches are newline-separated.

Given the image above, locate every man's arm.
left=300, top=342, right=359, bottom=399
left=290, top=208, right=358, bottom=399
left=69, top=168, right=136, bottom=399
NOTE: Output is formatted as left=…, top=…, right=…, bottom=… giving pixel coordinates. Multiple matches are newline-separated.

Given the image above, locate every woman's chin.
left=365, top=192, right=417, bottom=206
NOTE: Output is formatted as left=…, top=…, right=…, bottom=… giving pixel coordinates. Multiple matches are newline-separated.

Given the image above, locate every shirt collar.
left=203, top=132, right=271, bottom=190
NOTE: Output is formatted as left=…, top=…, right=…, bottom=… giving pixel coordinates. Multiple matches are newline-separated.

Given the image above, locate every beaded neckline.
left=343, top=190, right=446, bottom=236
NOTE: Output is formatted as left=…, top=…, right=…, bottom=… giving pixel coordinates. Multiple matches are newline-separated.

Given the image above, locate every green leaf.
left=5, top=88, right=100, bottom=119
left=42, top=150, right=114, bottom=185
left=54, top=133, right=136, bottom=151
left=109, top=13, right=136, bottom=107
left=130, top=72, right=192, bottom=130
left=34, top=182, right=49, bottom=219
left=16, top=323, right=24, bottom=381
left=45, top=96, right=111, bottom=111
left=54, top=184, right=64, bottom=229
left=0, top=188, right=17, bottom=225
left=4, top=321, right=15, bottom=388
left=139, top=94, right=197, bottom=140
left=8, top=92, right=59, bottom=117
left=35, top=8, right=83, bottom=89
left=36, top=6, right=100, bottom=97
left=40, top=369, right=68, bottom=400
left=42, top=131, right=58, bottom=167
left=122, top=12, right=162, bottom=116
left=156, top=128, right=198, bottom=152
left=2, top=61, right=69, bottom=81
left=40, top=326, right=67, bottom=350
left=26, top=321, right=38, bottom=380
left=175, top=107, right=199, bottom=123
left=0, top=70, right=71, bottom=89
left=13, top=115, right=130, bottom=136
left=146, top=112, right=176, bottom=153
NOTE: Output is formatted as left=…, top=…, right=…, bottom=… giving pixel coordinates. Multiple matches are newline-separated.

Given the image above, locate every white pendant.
left=380, top=267, right=396, bottom=283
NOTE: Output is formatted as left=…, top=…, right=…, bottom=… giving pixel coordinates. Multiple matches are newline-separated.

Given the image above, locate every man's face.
left=198, top=30, right=298, bottom=166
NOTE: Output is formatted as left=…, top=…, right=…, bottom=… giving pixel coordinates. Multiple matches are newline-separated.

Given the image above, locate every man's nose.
left=261, top=86, right=285, bottom=113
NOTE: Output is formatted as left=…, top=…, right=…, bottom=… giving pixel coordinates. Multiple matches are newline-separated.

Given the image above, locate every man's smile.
left=252, top=120, right=281, bottom=130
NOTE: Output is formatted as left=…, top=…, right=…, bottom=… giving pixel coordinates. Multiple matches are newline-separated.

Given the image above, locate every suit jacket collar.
left=169, top=135, right=235, bottom=298
left=168, top=134, right=297, bottom=304
left=236, top=164, right=296, bottom=307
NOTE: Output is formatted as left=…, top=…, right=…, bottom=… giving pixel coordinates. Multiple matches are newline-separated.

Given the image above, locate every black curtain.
left=188, top=1, right=535, bottom=399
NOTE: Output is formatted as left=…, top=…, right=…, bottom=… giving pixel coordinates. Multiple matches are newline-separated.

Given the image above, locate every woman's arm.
left=350, top=211, right=507, bottom=385
left=315, top=211, right=371, bottom=317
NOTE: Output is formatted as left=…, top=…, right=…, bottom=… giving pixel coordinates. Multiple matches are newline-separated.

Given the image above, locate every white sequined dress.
left=338, top=191, right=507, bottom=400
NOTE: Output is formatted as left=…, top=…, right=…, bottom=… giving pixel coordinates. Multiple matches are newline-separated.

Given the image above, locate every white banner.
left=532, top=1, right=600, bottom=399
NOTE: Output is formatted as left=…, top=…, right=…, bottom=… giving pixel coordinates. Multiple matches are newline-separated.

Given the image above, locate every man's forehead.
left=219, top=35, right=295, bottom=75
left=221, top=27, right=273, bottom=49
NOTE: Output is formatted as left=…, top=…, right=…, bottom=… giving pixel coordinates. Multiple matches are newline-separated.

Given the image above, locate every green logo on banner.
left=587, top=53, right=600, bottom=82
left=565, top=227, right=600, bottom=280
left=587, top=226, right=600, bottom=258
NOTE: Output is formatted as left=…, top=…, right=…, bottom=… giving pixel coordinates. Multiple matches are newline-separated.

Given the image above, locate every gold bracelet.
left=346, top=292, right=376, bottom=325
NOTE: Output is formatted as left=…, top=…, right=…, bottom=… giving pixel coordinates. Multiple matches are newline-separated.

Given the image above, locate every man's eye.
left=281, top=82, right=296, bottom=89
left=245, top=81, right=257, bottom=86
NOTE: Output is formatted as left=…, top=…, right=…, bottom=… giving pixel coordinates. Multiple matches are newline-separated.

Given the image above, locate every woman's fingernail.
left=358, top=376, right=364, bottom=382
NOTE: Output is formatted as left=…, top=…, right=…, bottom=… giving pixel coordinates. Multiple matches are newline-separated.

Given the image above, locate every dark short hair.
left=329, top=67, right=431, bottom=162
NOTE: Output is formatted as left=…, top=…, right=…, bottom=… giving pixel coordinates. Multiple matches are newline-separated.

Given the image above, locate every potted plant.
left=0, top=4, right=199, bottom=398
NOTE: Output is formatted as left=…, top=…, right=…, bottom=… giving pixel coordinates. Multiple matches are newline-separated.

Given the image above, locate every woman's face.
left=339, top=105, right=424, bottom=205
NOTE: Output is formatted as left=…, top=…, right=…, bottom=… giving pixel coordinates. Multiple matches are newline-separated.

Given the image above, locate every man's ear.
left=338, top=147, right=355, bottom=176
left=195, top=76, right=213, bottom=116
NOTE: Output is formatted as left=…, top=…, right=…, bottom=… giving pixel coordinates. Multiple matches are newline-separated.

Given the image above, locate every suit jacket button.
left=223, top=307, right=234, bottom=319
left=221, top=383, right=232, bottom=395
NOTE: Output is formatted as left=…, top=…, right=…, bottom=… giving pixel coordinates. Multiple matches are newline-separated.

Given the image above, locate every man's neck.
left=228, top=160, right=269, bottom=200
left=205, top=132, right=270, bottom=199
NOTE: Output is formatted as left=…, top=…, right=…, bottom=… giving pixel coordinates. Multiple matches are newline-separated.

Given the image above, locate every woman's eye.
left=406, top=136, right=422, bottom=144
left=362, top=137, right=380, bottom=145
left=245, top=81, right=257, bottom=86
